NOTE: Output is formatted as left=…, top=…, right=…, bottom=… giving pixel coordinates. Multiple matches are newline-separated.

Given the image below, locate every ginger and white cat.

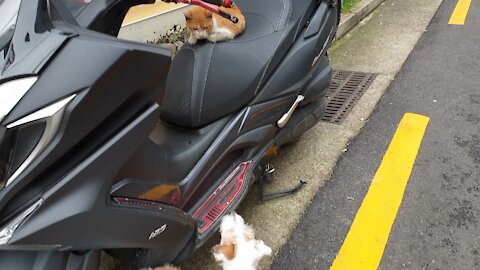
left=184, top=5, right=245, bottom=45
left=212, top=213, right=272, bottom=270
left=147, top=213, right=271, bottom=270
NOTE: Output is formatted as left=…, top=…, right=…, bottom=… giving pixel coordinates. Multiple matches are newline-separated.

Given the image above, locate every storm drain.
left=321, top=71, right=377, bottom=124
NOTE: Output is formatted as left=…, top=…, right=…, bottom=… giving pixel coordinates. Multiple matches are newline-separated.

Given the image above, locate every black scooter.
left=0, top=0, right=339, bottom=269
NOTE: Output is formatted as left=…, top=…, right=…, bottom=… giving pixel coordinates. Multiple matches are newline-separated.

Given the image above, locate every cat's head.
left=184, top=7, right=214, bottom=40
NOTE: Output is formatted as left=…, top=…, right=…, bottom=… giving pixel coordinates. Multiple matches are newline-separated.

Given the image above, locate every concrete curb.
left=337, top=0, right=386, bottom=38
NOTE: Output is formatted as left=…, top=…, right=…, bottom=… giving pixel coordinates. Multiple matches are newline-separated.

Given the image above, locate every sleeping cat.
left=184, top=5, right=245, bottom=45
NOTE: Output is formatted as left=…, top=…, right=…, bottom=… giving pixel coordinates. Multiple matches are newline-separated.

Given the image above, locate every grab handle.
left=161, top=0, right=233, bottom=7
left=202, top=0, right=233, bottom=7
left=166, top=0, right=238, bottom=23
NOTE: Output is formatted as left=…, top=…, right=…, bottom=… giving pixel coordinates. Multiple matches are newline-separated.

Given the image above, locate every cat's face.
left=185, top=7, right=214, bottom=40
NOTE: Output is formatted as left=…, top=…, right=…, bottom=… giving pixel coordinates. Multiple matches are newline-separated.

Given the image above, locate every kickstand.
left=258, top=164, right=307, bottom=202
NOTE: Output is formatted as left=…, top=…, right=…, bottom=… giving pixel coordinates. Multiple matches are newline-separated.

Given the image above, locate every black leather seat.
left=161, top=0, right=316, bottom=128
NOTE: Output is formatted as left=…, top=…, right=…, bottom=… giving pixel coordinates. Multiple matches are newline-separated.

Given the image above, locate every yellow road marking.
left=123, top=2, right=186, bottom=26
left=330, top=113, right=430, bottom=270
left=449, top=0, right=472, bottom=25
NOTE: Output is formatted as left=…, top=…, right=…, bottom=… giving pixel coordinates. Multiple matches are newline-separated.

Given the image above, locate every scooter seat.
left=161, top=0, right=316, bottom=128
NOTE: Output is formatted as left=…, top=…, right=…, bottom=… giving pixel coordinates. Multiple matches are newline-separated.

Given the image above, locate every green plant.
left=342, top=0, right=361, bottom=13
left=148, top=24, right=187, bottom=45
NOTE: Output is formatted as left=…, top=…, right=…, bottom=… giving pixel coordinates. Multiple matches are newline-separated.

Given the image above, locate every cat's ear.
left=184, top=11, right=192, bottom=21
left=206, top=12, right=213, bottom=19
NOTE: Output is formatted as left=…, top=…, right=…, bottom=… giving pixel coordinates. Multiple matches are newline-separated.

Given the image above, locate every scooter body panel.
left=254, top=1, right=337, bottom=103
left=0, top=32, right=172, bottom=226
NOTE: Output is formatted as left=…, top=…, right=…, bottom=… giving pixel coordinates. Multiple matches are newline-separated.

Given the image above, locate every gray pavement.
left=273, top=0, right=480, bottom=269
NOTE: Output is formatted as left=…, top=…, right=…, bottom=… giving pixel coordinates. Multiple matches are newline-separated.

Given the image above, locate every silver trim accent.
left=277, top=95, right=305, bottom=128
left=238, top=108, right=250, bottom=133
left=0, top=198, right=43, bottom=245
left=46, top=0, right=52, bottom=19
left=5, top=95, right=76, bottom=187
left=311, top=27, right=335, bottom=67
left=149, top=224, right=167, bottom=240
left=7, top=95, right=76, bottom=128
left=0, top=77, right=38, bottom=122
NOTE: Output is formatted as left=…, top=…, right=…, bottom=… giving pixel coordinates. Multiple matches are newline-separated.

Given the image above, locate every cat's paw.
left=188, top=36, right=198, bottom=45
left=208, top=33, right=221, bottom=43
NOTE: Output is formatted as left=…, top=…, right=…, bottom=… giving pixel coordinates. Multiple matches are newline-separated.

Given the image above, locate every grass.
left=342, top=0, right=362, bottom=13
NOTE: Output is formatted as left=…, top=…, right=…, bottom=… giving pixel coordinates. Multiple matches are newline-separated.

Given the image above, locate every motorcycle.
left=0, top=0, right=340, bottom=268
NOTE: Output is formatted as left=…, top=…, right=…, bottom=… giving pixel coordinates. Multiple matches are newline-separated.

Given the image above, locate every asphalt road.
left=272, top=0, right=480, bottom=269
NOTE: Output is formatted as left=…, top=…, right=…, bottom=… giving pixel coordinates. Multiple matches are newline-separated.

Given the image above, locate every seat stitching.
left=198, top=45, right=214, bottom=125
left=276, top=0, right=286, bottom=30
left=243, top=12, right=275, bottom=29
left=181, top=47, right=198, bottom=126
left=256, top=0, right=293, bottom=93
left=285, top=0, right=293, bottom=29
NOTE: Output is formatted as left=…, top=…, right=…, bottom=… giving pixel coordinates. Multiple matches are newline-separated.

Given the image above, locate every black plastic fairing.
left=254, top=1, right=337, bottom=102
left=112, top=95, right=295, bottom=213
left=0, top=29, right=171, bottom=225
left=305, top=3, right=329, bottom=38
left=176, top=94, right=292, bottom=203
left=0, top=47, right=7, bottom=69
left=302, top=56, right=332, bottom=103
left=0, top=121, right=46, bottom=187
left=6, top=105, right=196, bottom=259
left=0, top=0, right=68, bottom=78
left=3, top=32, right=170, bottom=125
left=112, top=116, right=230, bottom=204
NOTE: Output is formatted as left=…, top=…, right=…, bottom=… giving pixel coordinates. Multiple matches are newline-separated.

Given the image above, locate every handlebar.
left=201, top=0, right=233, bottom=7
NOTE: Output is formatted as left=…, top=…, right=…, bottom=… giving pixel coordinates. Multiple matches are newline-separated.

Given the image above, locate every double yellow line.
left=449, top=0, right=472, bottom=25
left=330, top=113, right=430, bottom=270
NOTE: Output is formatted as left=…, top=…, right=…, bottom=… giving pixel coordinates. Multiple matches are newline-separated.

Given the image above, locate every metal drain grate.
left=321, top=71, right=377, bottom=124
